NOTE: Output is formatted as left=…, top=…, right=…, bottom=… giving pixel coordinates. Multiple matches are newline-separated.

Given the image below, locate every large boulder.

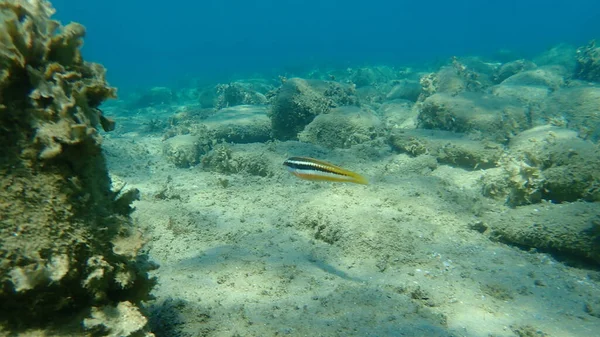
left=542, top=85, right=600, bottom=140
left=417, top=92, right=530, bottom=143
left=268, top=78, right=357, bottom=140
left=298, top=106, right=383, bottom=149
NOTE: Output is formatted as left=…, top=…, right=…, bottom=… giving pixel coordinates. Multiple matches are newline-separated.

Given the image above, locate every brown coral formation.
left=0, top=1, right=154, bottom=335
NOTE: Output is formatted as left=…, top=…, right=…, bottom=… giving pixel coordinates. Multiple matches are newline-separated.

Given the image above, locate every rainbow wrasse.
left=283, top=157, right=368, bottom=185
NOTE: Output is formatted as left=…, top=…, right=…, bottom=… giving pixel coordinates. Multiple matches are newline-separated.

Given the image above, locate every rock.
left=268, top=78, right=357, bottom=140
left=575, top=40, right=600, bottom=82
left=163, top=134, right=203, bottom=168
left=349, top=66, right=397, bottom=88
left=389, top=129, right=504, bottom=170
left=385, top=80, right=421, bottom=101
left=202, top=105, right=271, bottom=143
left=378, top=99, right=418, bottom=129
left=298, top=106, right=383, bottom=149
left=130, top=87, right=175, bottom=109
left=508, top=125, right=578, bottom=165
left=483, top=202, right=600, bottom=265
left=540, top=137, right=600, bottom=202
left=500, top=66, right=567, bottom=90
left=491, top=83, right=551, bottom=107
left=214, top=82, right=269, bottom=109
left=484, top=125, right=600, bottom=204
left=417, top=92, right=530, bottom=143
left=493, top=59, right=537, bottom=83
left=201, top=143, right=272, bottom=177
left=418, top=58, right=489, bottom=102
left=533, top=43, right=577, bottom=71
left=491, top=84, right=550, bottom=106
left=542, top=85, right=600, bottom=140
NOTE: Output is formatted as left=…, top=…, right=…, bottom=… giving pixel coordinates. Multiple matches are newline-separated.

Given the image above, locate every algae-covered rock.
left=539, top=137, right=600, bottom=202
left=129, top=86, right=175, bottom=109
left=161, top=105, right=271, bottom=167
left=213, top=82, right=269, bottom=110
left=202, top=105, right=271, bottom=143
left=201, top=143, right=272, bottom=177
left=0, top=1, right=155, bottom=335
left=385, top=79, right=421, bottom=102
left=418, top=58, right=488, bottom=102
left=163, top=134, right=203, bottom=168
left=482, top=202, right=600, bottom=265
left=268, top=78, right=333, bottom=140
left=389, top=129, right=504, bottom=170
left=500, top=66, right=566, bottom=90
left=480, top=157, right=544, bottom=206
left=348, top=66, right=397, bottom=88
left=533, top=43, right=577, bottom=71
left=575, top=40, right=600, bottom=82
left=493, top=59, right=537, bottom=83
left=298, top=106, right=383, bottom=149
left=417, top=92, right=530, bottom=143
left=481, top=125, right=600, bottom=205
left=378, top=99, right=418, bottom=129
left=491, top=83, right=550, bottom=106
left=268, top=78, right=357, bottom=140
left=542, top=85, right=600, bottom=140
left=491, top=65, right=568, bottom=108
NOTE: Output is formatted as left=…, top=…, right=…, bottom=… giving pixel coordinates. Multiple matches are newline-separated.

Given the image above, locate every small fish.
left=283, top=156, right=368, bottom=185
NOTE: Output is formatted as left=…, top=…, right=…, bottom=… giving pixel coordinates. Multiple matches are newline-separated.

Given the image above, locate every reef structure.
left=0, top=1, right=155, bottom=336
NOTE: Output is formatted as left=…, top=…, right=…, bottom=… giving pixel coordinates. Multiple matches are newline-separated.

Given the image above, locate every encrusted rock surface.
left=0, top=1, right=155, bottom=335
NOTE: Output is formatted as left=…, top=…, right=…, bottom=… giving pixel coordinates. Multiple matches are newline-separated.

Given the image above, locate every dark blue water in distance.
left=50, top=0, right=600, bottom=93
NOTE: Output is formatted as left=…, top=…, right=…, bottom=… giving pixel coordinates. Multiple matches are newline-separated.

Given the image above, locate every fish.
left=283, top=156, right=368, bottom=185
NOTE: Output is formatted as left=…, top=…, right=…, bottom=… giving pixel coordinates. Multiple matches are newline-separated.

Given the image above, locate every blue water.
left=51, top=0, right=600, bottom=93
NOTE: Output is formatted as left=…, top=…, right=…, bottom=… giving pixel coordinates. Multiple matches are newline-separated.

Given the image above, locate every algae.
left=0, top=1, right=155, bottom=335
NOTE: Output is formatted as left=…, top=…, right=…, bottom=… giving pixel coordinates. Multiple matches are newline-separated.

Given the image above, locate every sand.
left=101, top=113, right=600, bottom=337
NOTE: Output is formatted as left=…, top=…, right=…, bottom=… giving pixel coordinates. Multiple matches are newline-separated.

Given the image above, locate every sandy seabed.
left=102, top=115, right=600, bottom=337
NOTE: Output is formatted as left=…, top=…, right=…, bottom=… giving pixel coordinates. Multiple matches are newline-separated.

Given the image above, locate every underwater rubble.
left=0, top=1, right=155, bottom=336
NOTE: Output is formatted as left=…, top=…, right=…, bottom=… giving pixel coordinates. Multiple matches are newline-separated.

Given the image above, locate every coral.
left=0, top=1, right=155, bottom=335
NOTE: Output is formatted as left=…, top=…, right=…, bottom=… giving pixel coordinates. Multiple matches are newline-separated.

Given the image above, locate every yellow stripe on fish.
left=283, top=156, right=368, bottom=185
